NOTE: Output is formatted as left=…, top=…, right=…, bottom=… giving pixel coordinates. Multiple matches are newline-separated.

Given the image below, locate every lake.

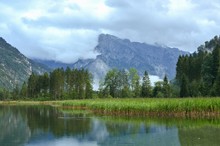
left=0, top=105, right=220, bottom=146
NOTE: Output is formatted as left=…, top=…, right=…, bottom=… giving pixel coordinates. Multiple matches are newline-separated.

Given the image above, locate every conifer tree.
left=212, top=45, right=220, bottom=84
left=141, top=71, right=151, bottom=97
left=163, top=75, right=171, bottom=98
left=213, top=68, right=220, bottom=96
left=180, top=74, right=189, bottom=97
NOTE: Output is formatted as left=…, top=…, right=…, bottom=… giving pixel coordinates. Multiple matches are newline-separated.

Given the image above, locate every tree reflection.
left=1, top=105, right=220, bottom=146
left=0, top=106, right=30, bottom=146
left=25, top=106, right=92, bottom=138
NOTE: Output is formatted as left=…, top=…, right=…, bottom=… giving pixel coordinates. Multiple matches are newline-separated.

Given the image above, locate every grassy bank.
left=1, top=98, right=220, bottom=118
left=61, top=98, right=220, bottom=118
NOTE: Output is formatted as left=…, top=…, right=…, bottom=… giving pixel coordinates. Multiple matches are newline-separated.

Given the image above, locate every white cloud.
left=1, top=0, right=220, bottom=62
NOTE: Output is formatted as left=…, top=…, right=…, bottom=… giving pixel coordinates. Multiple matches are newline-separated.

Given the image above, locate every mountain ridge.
left=33, top=34, right=189, bottom=87
left=72, top=34, right=189, bottom=81
left=0, top=37, right=49, bottom=89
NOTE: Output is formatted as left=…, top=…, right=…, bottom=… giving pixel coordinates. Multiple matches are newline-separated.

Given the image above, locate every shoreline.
left=1, top=98, right=220, bottom=118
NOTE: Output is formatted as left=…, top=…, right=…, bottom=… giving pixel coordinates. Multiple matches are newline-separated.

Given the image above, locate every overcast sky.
left=1, top=0, right=220, bottom=63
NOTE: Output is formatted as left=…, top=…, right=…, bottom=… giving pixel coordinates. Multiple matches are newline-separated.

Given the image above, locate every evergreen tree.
left=163, top=75, right=171, bottom=98
left=141, top=71, right=152, bottom=97
left=20, top=82, right=28, bottom=98
left=180, top=74, right=189, bottom=97
left=212, top=45, right=220, bottom=84
left=12, top=84, right=20, bottom=100
left=65, top=67, right=72, bottom=96
left=213, top=68, right=220, bottom=96
left=27, top=73, right=38, bottom=98
left=42, top=73, right=50, bottom=96
left=50, top=68, right=65, bottom=99
left=85, top=70, right=93, bottom=99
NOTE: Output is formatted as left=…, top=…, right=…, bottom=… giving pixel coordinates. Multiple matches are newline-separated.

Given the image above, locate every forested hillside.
left=176, top=35, right=220, bottom=97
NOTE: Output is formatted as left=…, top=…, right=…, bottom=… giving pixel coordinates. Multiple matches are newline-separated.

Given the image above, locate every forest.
left=0, top=67, right=93, bottom=100
left=98, top=68, right=172, bottom=98
left=176, top=36, right=220, bottom=97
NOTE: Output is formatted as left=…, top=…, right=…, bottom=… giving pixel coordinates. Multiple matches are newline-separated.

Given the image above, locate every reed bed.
left=2, top=98, right=220, bottom=117
left=61, top=98, right=220, bottom=118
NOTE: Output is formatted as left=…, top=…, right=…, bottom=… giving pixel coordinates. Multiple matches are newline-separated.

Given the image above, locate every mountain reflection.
left=1, top=105, right=220, bottom=146
left=0, top=106, right=30, bottom=146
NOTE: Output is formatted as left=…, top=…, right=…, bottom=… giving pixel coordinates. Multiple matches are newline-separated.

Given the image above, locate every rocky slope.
left=0, top=37, right=48, bottom=89
left=36, top=34, right=189, bottom=86
left=73, top=34, right=189, bottom=82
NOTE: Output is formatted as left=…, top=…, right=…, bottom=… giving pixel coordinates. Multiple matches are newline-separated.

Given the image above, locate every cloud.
left=0, top=0, right=220, bottom=63
left=104, top=0, right=220, bottom=51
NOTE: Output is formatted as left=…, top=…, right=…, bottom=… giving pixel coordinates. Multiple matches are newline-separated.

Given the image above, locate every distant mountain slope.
left=0, top=37, right=48, bottom=89
left=36, top=34, right=189, bottom=86
left=33, top=58, right=94, bottom=70
left=73, top=34, right=189, bottom=81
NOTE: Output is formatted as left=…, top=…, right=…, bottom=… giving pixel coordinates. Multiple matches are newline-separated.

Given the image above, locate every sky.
left=1, top=0, right=220, bottom=63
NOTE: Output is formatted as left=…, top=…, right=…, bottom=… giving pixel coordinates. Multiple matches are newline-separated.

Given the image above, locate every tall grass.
left=62, top=98, right=220, bottom=117
left=2, top=98, right=220, bottom=117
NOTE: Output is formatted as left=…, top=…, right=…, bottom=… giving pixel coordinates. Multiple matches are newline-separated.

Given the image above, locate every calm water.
left=0, top=106, right=220, bottom=146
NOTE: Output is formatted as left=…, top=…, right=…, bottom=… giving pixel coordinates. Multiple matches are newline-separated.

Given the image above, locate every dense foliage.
left=99, top=68, right=172, bottom=98
left=176, top=36, right=220, bottom=97
left=0, top=68, right=93, bottom=100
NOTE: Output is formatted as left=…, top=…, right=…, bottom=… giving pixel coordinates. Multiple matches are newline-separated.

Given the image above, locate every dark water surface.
left=0, top=105, right=220, bottom=146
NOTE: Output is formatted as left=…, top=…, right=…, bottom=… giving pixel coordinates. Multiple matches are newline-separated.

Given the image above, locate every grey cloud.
left=103, top=0, right=220, bottom=51
left=1, top=0, right=220, bottom=63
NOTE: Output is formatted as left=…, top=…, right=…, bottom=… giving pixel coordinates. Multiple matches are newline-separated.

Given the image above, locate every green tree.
left=213, top=68, right=220, bottom=96
left=65, top=67, right=72, bottom=97
left=20, top=82, right=28, bottom=98
left=12, top=84, right=20, bottom=100
left=50, top=68, right=65, bottom=99
left=118, top=69, right=131, bottom=98
left=212, top=45, right=220, bottom=84
left=129, top=68, right=140, bottom=97
left=141, top=71, right=152, bottom=97
left=85, top=70, right=93, bottom=99
left=27, top=73, right=38, bottom=98
left=153, top=81, right=164, bottom=97
left=42, top=73, right=50, bottom=96
left=104, top=69, right=119, bottom=98
left=180, top=74, right=189, bottom=97
left=163, top=75, right=171, bottom=98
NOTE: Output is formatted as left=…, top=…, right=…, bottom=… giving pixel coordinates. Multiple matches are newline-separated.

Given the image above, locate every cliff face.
left=73, top=34, right=189, bottom=82
left=0, top=37, right=48, bottom=89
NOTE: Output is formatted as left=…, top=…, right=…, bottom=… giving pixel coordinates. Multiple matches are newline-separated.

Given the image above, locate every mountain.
left=33, top=59, right=75, bottom=70
left=36, top=34, right=189, bottom=86
left=0, top=37, right=49, bottom=89
left=72, top=34, right=189, bottom=82
left=33, top=58, right=94, bottom=70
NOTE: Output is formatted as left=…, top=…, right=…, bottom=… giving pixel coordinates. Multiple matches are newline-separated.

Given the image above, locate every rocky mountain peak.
left=71, top=34, right=189, bottom=86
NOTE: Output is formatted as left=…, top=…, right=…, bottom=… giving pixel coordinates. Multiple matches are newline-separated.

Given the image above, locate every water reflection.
left=0, top=105, right=220, bottom=146
left=0, top=106, right=30, bottom=146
